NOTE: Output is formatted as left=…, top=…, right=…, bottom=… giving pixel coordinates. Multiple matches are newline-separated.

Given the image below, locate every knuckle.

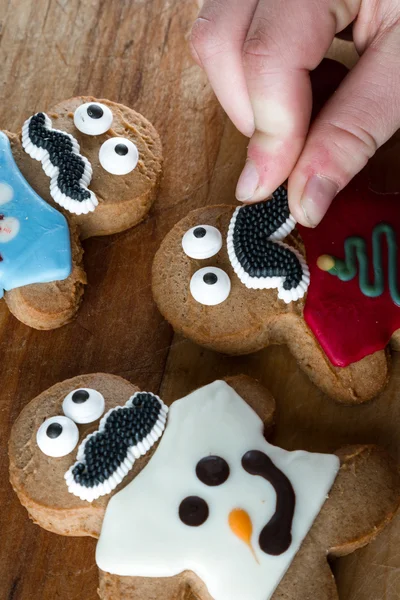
left=242, top=40, right=271, bottom=76
left=190, top=17, right=220, bottom=59
left=243, top=23, right=282, bottom=74
left=329, top=121, right=378, bottom=160
left=311, top=120, right=379, bottom=180
left=243, top=37, right=269, bottom=60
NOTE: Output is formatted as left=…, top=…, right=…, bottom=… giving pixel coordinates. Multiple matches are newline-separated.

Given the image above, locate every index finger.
left=190, top=0, right=258, bottom=137
left=236, top=0, right=358, bottom=202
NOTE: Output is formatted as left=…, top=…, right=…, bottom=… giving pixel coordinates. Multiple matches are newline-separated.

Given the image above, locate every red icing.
left=299, top=177, right=400, bottom=367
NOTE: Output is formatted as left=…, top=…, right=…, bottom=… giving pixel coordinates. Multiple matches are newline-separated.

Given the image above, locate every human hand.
left=190, top=0, right=400, bottom=226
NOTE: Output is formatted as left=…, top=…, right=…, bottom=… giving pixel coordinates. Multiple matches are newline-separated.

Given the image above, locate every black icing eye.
left=72, top=389, right=90, bottom=403
left=182, top=225, right=222, bottom=259
left=190, top=266, right=231, bottom=306
left=179, top=496, right=209, bottom=527
left=62, top=388, right=105, bottom=424
left=46, top=422, right=63, bottom=438
left=115, top=143, right=129, bottom=156
left=203, top=272, right=218, bottom=285
left=87, top=104, right=104, bottom=119
left=194, top=227, right=206, bottom=238
left=73, top=102, right=113, bottom=135
left=36, top=416, right=79, bottom=457
left=99, top=137, right=139, bottom=175
left=196, top=456, right=230, bottom=486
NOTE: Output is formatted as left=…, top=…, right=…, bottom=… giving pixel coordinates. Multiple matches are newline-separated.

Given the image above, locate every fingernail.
left=300, top=175, right=339, bottom=227
left=236, top=159, right=259, bottom=202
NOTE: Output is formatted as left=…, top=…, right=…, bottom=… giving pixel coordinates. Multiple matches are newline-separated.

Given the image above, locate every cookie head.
left=9, top=374, right=167, bottom=535
left=19, top=97, right=162, bottom=221
left=152, top=188, right=309, bottom=354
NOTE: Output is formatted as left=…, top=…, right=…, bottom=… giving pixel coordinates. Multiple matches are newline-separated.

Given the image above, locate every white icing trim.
left=22, top=114, right=98, bottom=215
left=227, top=206, right=310, bottom=303
left=64, top=392, right=168, bottom=502
left=268, top=213, right=296, bottom=241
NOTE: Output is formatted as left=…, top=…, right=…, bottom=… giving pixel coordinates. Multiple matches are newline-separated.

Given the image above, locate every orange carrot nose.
left=228, top=508, right=258, bottom=563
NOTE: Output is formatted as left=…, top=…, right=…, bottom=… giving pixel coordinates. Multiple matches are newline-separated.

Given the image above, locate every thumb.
left=288, top=20, right=400, bottom=227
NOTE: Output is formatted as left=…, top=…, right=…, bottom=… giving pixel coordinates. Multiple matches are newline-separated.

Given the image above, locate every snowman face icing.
left=96, top=381, right=339, bottom=600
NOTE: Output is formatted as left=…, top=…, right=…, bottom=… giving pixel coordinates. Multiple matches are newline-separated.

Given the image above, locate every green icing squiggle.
left=326, top=223, right=400, bottom=306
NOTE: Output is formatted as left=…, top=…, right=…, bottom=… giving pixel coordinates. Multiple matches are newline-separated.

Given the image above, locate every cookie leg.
left=98, top=571, right=204, bottom=600
left=272, top=315, right=390, bottom=404
left=273, top=547, right=339, bottom=600
left=4, top=226, right=86, bottom=330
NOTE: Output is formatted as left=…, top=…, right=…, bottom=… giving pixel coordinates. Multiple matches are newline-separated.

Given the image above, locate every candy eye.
left=62, top=388, right=105, bottom=424
left=99, top=137, right=139, bottom=175
left=190, top=267, right=231, bottom=306
left=36, top=416, right=79, bottom=458
left=182, top=225, right=222, bottom=259
left=73, top=102, right=113, bottom=135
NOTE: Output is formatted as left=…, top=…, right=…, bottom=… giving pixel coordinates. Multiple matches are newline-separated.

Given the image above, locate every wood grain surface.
left=0, top=1, right=399, bottom=599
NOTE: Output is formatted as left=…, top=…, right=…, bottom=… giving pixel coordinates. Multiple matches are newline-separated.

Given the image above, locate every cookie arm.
left=5, top=225, right=86, bottom=329
left=391, top=327, right=400, bottom=351
left=270, top=314, right=390, bottom=404
left=311, top=445, right=400, bottom=557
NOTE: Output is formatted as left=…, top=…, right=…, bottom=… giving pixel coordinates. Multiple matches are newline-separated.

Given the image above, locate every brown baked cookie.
left=0, top=96, right=162, bottom=329
left=152, top=179, right=400, bottom=404
left=9, top=373, right=400, bottom=600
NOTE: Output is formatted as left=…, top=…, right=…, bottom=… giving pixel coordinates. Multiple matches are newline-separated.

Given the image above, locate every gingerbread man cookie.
left=152, top=177, right=400, bottom=403
left=9, top=374, right=400, bottom=599
left=1, top=96, right=162, bottom=329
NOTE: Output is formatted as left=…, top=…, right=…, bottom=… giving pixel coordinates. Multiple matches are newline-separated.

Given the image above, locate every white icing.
left=182, top=225, right=223, bottom=260
left=22, top=113, right=98, bottom=215
left=0, top=217, right=20, bottom=242
left=37, top=415, right=79, bottom=458
left=190, top=266, right=231, bottom=306
left=73, top=102, right=113, bottom=136
left=99, top=137, right=139, bottom=175
left=0, top=182, right=14, bottom=205
left=96, top=381, right=339, bottom=600
left=65, top=392, right=168, bottom=503
left=227, top=207, right=310, bottom=303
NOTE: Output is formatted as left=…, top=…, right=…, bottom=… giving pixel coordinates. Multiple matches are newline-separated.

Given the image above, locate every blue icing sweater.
left=0, top=131, right=71, bottom=297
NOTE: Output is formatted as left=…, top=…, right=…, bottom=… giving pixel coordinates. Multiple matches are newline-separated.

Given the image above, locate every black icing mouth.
left=65, top=392, right=168, bottom=502
left=242, top=450, right=295, bottom=556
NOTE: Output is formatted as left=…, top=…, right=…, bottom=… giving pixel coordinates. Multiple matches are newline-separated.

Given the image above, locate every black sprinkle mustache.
left=22, top=112, right=98, bottom=215
left=227, top=186, right=310, bottom=303
left=65, top=392, right=168, bottom=502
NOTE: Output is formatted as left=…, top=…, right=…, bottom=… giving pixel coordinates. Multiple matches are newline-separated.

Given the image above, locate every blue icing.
left=0, top=131, right=72, bottom=298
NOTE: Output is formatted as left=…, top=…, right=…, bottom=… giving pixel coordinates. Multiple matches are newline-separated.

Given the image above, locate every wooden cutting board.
left=0, top=1, right=398, bottom=598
